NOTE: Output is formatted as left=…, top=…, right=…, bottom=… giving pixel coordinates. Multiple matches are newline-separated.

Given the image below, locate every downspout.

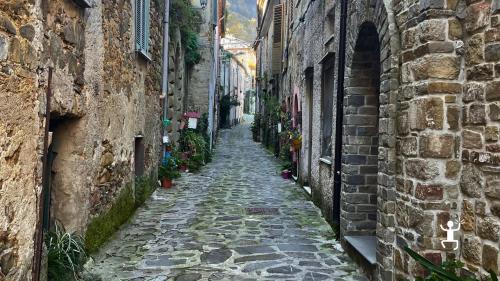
left=208, top=26, right=218, bottom=149
left=332, top=0, right=347, bottom=226
left=161, top=0, right=171, bottom=151
left=33, top=67, right=52, bottom=281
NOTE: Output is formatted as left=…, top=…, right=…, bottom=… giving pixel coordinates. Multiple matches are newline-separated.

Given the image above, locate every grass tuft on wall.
left=84, top=175, right=156, bottom=253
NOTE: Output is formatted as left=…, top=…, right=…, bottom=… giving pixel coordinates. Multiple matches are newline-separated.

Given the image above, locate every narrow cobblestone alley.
left=90, top=117, right=365, bottom=281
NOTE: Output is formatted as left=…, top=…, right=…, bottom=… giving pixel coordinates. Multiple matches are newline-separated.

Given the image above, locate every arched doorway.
left=341, top=22, right=380, bottom=237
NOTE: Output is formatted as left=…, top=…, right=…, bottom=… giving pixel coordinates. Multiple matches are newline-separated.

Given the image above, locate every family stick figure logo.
left=440, top=220, right=461, bottom=250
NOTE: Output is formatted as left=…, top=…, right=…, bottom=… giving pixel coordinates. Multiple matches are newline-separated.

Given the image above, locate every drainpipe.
left=332, top=0, right=347, bottom=226
left=161, top=0, right=171, bottom=152
left=33, top=67, right=52, bottom=281
left=208, top=25, right=219, bottom=150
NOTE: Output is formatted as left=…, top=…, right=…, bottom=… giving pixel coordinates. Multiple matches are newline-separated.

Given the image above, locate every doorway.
left=44, top=118, right=85, bottom=232
left=340, top=22, right=381, bottom=237
left=305, top=68, right=314, bottom=185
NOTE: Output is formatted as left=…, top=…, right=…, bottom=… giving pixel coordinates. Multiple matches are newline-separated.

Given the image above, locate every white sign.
left=162, top=135, right=170, bottom=144
left=188, top=118, right=198, bottom=129
left=277, top=123, right=282, bottom=133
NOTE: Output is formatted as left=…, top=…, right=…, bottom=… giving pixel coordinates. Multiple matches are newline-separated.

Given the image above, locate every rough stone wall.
left=92, top=0, right=163, bottom=216
left=0, top=0, right=167, bottom=279
left=186, top=4, right=214, bottom=114
left=167, top=30, right=189, bottom=144
left=343, top=2, right=399, bottom=280
left=394, top=0, right=500, bottom=279
left=42, top=0, right=94, bottom=233
left=301, top=0, right=337, bottom=225
left=0, top=1, right=44, bottom=279
left=280, top=0, right=338, bottom=227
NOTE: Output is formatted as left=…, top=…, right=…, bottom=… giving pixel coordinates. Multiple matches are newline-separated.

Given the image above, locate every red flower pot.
left=162, top=178, right=173, bottom=189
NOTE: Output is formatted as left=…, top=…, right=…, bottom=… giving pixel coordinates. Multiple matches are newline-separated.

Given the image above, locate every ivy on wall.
left=169, top=0, right=202, bottom=65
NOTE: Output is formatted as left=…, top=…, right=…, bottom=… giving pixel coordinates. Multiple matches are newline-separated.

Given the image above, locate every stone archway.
left=339, top=1, right=400, bottom=280
left=341, top=22, right=381, bottom=238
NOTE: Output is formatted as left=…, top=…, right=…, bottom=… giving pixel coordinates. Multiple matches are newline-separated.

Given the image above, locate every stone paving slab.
left=90, top=118, right=366, bottom=281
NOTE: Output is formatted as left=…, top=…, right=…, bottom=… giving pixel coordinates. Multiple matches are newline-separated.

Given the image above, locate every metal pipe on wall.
left=332, top=0, right=348, bottom=226
left=32, top=67, right=53, bottom=281
left=161, top=0, right=171, bottom=149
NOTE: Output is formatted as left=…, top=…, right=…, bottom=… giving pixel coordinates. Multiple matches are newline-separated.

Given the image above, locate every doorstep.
left=302, top=185, right=312, bottom=196
left=344, top=235, right=377, bottom=265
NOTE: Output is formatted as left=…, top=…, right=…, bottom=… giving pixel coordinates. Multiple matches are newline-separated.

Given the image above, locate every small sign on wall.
left=183, top=112, right=201, bottom=130
left=188, top=118, right=198, bottom=129
left=277, top=123, right=282, bottom=133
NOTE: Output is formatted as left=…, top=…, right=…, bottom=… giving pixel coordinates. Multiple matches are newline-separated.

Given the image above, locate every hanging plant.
left=289, top=128, right=302, bottom=150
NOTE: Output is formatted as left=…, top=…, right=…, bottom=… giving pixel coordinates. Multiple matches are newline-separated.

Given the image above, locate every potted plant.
left=290, top=129, right=302, bottom=150
left=281, top=162, right=292, bottom=179
left=178, top=158, right=188, bottom=172
left=158, top=159, right=180, bottom=189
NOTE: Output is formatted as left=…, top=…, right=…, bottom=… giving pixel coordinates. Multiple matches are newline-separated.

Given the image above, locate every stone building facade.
left=0, top=0, right=194, bottom=279
left=256, top=0, right=500, bottom=279
left=186, top=0, right=217, bottom=114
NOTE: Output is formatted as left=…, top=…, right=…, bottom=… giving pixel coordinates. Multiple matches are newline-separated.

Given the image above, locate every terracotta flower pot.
left=162, top=178, right=173, bottom=189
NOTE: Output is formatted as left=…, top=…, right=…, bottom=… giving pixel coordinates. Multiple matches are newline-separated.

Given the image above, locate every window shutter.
left=143, top=0, right=150, bottom=53
left=135, top=0, right=150, bottom=55
left=135, top=0, right=143, bottom=50
left=272, top=4, right=283, bottom=75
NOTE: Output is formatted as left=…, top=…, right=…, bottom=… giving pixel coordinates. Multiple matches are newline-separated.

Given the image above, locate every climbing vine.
left=169, top=0, right=202, bottom=65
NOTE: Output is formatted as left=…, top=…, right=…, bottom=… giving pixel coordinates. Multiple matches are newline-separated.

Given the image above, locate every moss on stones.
left=84, top=175, right=156, bottom=253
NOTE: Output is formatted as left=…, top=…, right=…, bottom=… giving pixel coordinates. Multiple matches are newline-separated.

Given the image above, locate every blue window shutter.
left=135, top=0, right=143, bottom=50
left=144, top=0, right=150, bottom=54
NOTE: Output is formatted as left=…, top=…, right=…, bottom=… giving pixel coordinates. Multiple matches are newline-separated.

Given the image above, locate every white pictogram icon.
left=440, top=220, right=460, bottom=250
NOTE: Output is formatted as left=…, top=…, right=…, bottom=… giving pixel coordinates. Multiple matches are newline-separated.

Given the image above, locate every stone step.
left=344, top=235, right=377, bottom=265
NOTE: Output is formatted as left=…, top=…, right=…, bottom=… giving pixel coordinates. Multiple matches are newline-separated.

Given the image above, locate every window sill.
left=324, top=34, right=335, bottom=46
left=319, top=157, right=332, bottom=165
left=137, top=50, right=152, bottom=62
left=73, top=0, right=92, bottom=8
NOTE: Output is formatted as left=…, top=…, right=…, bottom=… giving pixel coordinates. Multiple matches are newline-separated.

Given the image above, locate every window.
left=272, top=4, right=283, bottom=75
left=135, top=0, right=150, bottom=58
left=321, top=54, right=335, bottom=157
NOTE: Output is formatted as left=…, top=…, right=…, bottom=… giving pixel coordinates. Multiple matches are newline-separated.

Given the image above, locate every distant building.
left=220, top=37, right=255, bottom=127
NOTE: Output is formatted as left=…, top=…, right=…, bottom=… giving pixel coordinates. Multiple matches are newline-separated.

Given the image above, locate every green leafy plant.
left=263, top=95, right=280, bottom=122
left=134, top=176, right=156, bottom=206
left=251, top=113, right=261, bottom=141
left=179, top=129, right=210, bottom=171
left=184, top=31, right=202, bottom=65
left=170, top=0, right=202, bottom=65
left=47, top=223, right=86, bottom=281
left=404, top=247, right=498, bottom=281
left=159, top=159, right=181, bottom=180
left=281, top=161, right=292, bottom=171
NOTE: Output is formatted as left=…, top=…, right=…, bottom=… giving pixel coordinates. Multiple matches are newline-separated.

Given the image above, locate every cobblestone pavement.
left=90, top=116, right=366, bottom=281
